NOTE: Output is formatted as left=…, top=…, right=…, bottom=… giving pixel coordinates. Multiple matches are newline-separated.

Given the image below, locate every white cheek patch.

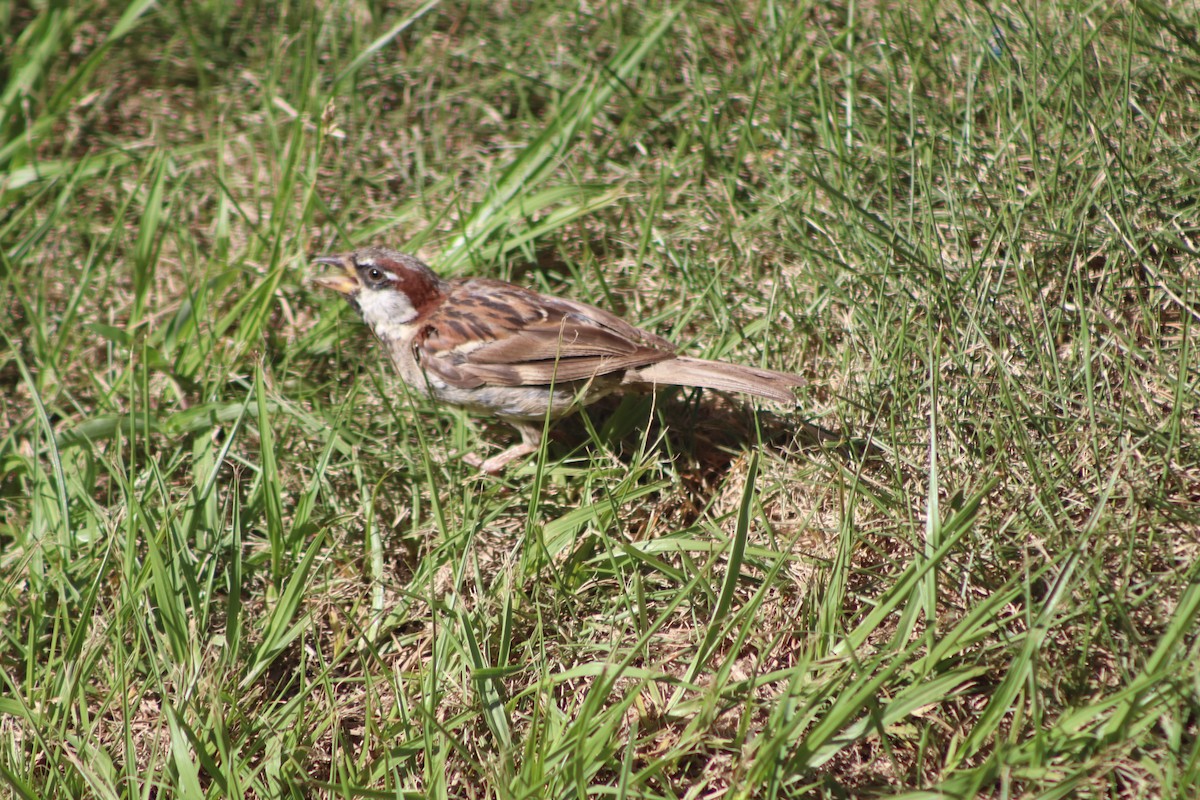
left=355, top=289, right=418, bottom=340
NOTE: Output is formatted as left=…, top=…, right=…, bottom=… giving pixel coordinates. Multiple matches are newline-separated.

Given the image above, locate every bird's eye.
left=367, top=267, right=384, bottom=283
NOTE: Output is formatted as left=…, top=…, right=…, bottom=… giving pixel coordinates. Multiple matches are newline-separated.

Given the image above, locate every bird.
left=312, top=247, right=805, bottom=473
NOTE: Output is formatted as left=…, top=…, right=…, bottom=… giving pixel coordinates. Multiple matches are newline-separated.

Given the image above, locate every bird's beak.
left=311, top=254, right=360, bottom=296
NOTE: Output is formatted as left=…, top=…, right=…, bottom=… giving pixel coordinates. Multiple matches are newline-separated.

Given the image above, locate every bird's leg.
left=464, top=420, right=544, bottom=474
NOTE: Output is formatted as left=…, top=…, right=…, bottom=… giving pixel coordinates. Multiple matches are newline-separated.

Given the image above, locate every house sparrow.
left=312, top=247, right=805, bottom=473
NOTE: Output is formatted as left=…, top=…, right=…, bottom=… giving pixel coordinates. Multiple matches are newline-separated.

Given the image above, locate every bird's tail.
left=626, top=356, right=803, bottom=404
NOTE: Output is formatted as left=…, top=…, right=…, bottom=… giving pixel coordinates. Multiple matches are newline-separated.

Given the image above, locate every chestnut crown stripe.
left=390, top=265, right=446, bottom=319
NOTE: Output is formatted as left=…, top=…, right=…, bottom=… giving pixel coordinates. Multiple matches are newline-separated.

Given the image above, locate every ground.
left=1, top=1, right=1198, bottom=797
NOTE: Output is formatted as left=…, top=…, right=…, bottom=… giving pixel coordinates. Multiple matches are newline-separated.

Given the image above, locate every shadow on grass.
left=550, top=389, right=886, bottom=480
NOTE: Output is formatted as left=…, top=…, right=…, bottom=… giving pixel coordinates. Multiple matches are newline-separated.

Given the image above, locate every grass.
left=2, top=0, right=1199, bottom=797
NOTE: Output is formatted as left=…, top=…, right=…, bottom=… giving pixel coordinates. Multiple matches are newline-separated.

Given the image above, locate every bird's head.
left=312, top=247, right=447, bottom=336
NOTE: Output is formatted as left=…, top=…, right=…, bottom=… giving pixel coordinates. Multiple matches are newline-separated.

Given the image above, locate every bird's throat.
left=355, top=289, right=419, bottom=341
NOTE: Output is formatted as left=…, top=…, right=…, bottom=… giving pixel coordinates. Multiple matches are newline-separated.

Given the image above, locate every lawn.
left=2, top=0, right=1198, bottom=797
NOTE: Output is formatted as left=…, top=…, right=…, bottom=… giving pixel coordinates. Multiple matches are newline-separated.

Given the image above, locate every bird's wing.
left=415, top=280, right=676, bottom=389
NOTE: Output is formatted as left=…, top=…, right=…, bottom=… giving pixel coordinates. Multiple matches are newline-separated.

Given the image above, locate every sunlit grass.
left=2, top=0, right=1198, bottom=797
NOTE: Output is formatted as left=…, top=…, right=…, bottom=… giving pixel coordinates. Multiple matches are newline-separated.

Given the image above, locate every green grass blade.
left=242, top=531, right=325, bottom=688
left=438, top=5, right=684, bottom=269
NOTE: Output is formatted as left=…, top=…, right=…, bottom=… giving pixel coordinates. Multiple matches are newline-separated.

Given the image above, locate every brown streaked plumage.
left=312, top=247, right=805, bottom=473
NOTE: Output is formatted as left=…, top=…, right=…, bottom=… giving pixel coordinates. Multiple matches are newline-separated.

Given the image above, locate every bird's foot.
left=463, top=442, right=540, bottom=475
